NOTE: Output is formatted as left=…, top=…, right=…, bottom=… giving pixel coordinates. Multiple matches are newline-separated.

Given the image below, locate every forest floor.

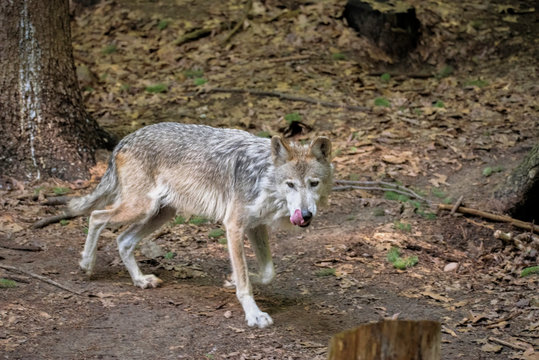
left=1, top=0, right=538, bottom=359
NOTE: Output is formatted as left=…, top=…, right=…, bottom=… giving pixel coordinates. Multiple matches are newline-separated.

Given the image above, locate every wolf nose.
left=301, top=210, right=312, bottom=222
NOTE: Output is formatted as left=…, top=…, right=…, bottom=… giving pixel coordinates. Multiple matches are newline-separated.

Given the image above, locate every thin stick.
left=174, top=27, right=213, bottom=46
left=0, top=264, right=84, bottom=296
left=223, top=0, right=253, bottom=44
left=438, top=204, right=539, bottom=233
left=487, top=337, right=529, bottom=351
left=450, top=195, right=464, bottom=215
left=205, top=87, right=369, bottom=112
left=32, top=212, right=75, bottom=229
left=333, top=180, right=429, bottom=203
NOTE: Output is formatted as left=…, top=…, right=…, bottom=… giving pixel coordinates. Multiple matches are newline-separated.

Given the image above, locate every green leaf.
left=284, top=112, right=302, bottom=124
left=209, top=228, right=225, bottom=238
left=193, top=77, right=207, bottom=86
left=395, top=221, right=411, bottom=232
left=158, top=19, right=170, bottom=30
left=520, top=266, right=539, bottom=277
left=374, top=97, right=391, bottom=107
left=174, top=216, right=185, bottom=225
left=431, top=188, right=446, bottom=199
left=380, top=73, right=391, bottom=82
left=387, top=247, right=400, bottom=263
left=189, top=216, right=208, bottom=225
left=433, top=100, right=445, bottom=108
left=331, top=52, right=346, bottom=60
left=218, top=238, right=227, bottom=245
left=60, top=219, right=69, bottom=226
left=164, top=251, right=175, bottom=259
left=145, top=84, right=168, bottom=93
left=482, top=167, right=493, bottom=177
left=0, top=278, right=17, bottom=288
left=53, top=187, right=70, bottom=195
left=183, top=69, right=204, bottom=78
left=436, top=65, right=454, bottom=79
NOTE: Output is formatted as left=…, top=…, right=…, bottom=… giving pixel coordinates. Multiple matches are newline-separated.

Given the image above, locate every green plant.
left=465, top=79, right=488, bottom=88
left=183, top=69, right=204, bottom=78
left=384, top=191, right=410, bottom=202
left=431, top=188, right=446, bottom=199
left=145, top=84, right=168, bottom=93
left=164, top=251, right=176, bottom=260
left=520, top=266, right=539, bottom=277
left=218, top=238, right=227, bottom=245
left=482, top=165, right=504, bottom=177
left=387, top=247, right=418, bottom=270
left=209, top=228, right=225, bottom=238
left=284, top=112, right=301, bottom=124
left=316, top=268, right=336, bottom=277
left=433, top=100, right=445, bottom=108
left=60, top=219, right=69, bottom=226
left=158, top=19, right=170, bottom=30
left=331, top=52, right=346, bottom=60
left=374, top=97, right=391, bottom=107
left=380, top=73, right=391, bottom=83
left=53, top=187, right=70, bottom=195
left=193, top=77, right=207, bottom=86
left=102, top=44, right=117, bottom=54
left=257, top=131, right=271, bottom=138
left=436, top=65, right=454, bottom=79
left=0, top=278, right=17, bottom=288
left=395, top=221, right=411, bottom=232
left=189, top=216, right=208, bottom=225
left=83, top=227, right=89, bottom=234
left=173, top=216, right=185, bottom=225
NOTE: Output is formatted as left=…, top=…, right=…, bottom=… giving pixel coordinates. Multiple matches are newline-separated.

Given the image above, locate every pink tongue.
left=290, top=209, right=304, bottom=226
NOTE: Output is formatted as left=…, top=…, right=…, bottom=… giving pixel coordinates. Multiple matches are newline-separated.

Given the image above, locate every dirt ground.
left=1, top=0, right=538, bottom=359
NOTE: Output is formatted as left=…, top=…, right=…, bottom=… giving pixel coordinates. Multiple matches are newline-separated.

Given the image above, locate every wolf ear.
left=309, top=136, right=332, bottom=162
left=271, top=136, right=292, bottom=165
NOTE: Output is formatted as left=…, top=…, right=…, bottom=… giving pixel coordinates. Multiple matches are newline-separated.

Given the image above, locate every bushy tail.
left=68, top=159, right=119, bottom=216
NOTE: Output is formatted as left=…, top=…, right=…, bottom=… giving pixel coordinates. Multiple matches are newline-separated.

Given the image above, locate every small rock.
left=444, top=262, right=459, bottom=272
left=224, top=310, right=232, bottom=319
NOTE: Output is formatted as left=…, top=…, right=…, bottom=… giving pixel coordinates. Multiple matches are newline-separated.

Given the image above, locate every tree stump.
left=343, top=0, right=421, bottom=59
left=328, top=320, right=441, bottom=360
left=494, top=144, right=539, bottom=222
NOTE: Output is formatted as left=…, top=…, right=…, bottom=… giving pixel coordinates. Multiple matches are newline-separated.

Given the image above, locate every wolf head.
left=271, top=136, right=333, bottom=227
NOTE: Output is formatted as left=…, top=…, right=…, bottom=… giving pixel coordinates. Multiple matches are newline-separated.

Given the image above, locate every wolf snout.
left=290, top=209, right=313, bottom=227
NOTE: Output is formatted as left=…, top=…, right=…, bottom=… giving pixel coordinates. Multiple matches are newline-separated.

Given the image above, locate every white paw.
left=79, top=257, right=95, bottom=275
left=133, top=274, right=163, bottom=289
left=245, top=310, right=273, bottom=328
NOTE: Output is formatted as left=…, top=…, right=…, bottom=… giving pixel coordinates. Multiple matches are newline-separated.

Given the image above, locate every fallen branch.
left=487, top=336, right=530, bottom=352
left=0, top=264, right=84, bottom=296
left=42, top=195, right=70, bottom=206
left=174, top=27, right=214, bottom=46
left=205, top=87, right=369, bottom=112
left=32, top=212, right=75, bottom=229
left=223, top=0, right=253, bottom=44
left=438, top=204, right=539, bottom=233
left=333, top=179, right=430, bottom=204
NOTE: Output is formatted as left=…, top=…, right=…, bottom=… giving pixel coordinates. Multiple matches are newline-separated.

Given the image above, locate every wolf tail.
left=68, top=158, right=119, bottom=216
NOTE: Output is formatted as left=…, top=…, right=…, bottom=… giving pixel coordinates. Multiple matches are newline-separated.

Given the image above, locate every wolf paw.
left=79, top=258, right=95, bottom=276
left=134, top=274, right=163, bottom=289
left=245, top=311, right=273, bottom=328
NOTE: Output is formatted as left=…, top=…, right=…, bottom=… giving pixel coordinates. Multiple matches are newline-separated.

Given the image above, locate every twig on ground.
left=223, top=0, right=253, bottom=44
left=487, top=336, right=530, bottom=351
left=450, top=195, right=464, bottom=215
left=32, top=212, right=75, bottom=229
left=205, top=87, right=369, bottom=112
left=0, top=264, right=84, bottom=296
left=174, top=27, right=214, bottom=46
left=438, top=204, right=539, bottom=233
left=333, top=179, right=430, bottom=204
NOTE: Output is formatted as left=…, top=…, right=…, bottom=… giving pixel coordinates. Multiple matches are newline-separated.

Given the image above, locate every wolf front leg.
left=246, top=225, right=275, bottom=285
left=225, top=211, right=273, bottom=328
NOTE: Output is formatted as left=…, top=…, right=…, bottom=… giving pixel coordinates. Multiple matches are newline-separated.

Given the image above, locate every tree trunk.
left=494, top=144, right=539, bottom=223
left=328, top=320, right=441, bottom=360
left=0, top=0, right=112, bottom=183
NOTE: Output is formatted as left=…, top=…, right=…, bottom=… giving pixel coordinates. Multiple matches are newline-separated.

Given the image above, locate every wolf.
left=69, top=122, right=333, bottom=328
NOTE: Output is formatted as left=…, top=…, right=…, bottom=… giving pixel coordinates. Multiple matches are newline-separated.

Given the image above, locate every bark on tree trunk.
left=0, top=0, right=112, bottom=183
left=494, top=144, right=539, bottom=222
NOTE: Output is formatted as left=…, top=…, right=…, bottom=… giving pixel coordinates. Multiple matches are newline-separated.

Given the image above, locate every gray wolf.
left=69, top=122, right=333, bottom=328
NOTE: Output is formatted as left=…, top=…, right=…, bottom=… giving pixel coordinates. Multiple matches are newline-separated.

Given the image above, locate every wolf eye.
left=286, top=181, right=295, bottom=189
left=310, top=180, right=319, bottom=187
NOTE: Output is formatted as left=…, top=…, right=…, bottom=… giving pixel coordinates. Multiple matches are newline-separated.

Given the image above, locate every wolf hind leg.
left=116, top=206, right=176, bottom=289
left=80, top=209, right=114, bottom=275
left=246, top=225, right=275, bottom=285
